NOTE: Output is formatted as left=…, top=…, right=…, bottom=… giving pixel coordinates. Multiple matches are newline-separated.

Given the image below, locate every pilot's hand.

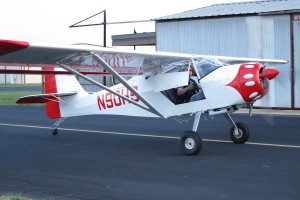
left=187, top=83, right=194, bottom=90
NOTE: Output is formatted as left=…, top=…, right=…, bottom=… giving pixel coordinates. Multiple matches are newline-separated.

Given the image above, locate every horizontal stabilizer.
left=16, top=91, right=77, bottom=104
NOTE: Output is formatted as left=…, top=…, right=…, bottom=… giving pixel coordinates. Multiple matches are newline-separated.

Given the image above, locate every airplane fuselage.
left=55, top=63, right=278, bottom=119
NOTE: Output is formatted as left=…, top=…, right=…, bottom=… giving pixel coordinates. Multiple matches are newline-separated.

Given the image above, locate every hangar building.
left=155, top=0, right=300, bottom=109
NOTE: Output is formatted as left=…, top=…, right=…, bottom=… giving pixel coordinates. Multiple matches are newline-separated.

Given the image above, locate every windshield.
left=192, top=57, right=224, bottom=79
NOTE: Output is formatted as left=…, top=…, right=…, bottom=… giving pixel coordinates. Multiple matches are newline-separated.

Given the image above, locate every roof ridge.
left=155, top=0, right=299, bottom=21
left=213, top=0, right=289, bottom=6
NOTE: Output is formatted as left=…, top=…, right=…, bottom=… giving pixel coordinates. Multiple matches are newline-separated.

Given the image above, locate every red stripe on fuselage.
left=0, top=40, right=29, bottom=56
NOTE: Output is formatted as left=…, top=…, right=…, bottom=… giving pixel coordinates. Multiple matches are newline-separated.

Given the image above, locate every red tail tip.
left=263, top=68, right=279, bottom=80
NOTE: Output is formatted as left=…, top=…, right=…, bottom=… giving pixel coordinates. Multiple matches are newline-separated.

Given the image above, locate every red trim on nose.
left=227, top=63, right=266, bottom=102
left=262, top=68, right=279, bottom=80
left=0, top=39, right=29, bottom=56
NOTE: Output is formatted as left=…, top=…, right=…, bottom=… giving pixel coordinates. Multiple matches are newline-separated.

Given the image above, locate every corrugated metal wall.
left=294, top=16, right=300, bottom=108
left=156, top=15, right=292, bottom=108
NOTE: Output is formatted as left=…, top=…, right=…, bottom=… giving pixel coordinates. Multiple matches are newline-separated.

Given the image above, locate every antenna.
left=69, top=10, right=107, bottom=47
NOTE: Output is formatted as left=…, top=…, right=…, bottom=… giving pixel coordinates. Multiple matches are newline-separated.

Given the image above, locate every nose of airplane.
left=227, top=63, right=279, bottom=103
left=262, top=68, right=279, bottom=80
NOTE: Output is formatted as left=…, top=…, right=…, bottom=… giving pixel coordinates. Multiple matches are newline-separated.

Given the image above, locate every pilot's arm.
left=177, top=83, right=194, bottom=96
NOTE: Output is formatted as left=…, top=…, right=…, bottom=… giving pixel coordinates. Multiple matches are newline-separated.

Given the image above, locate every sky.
left=0, top=0, right=254, bottom=50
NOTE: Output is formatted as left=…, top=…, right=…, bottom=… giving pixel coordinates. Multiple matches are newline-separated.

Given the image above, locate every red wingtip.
left=0, top=39, right=29, bottom=56
left=263, top=68, right=279, bottom=80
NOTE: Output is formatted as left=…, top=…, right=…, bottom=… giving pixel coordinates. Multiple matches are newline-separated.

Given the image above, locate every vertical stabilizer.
left=44, top=66, right=86, bottom=119
left=44, top=66, right=60, bottom=119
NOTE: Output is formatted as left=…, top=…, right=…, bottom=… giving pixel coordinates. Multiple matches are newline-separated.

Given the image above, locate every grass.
left=0, top=83, right=42, bottom=87
left=0, top=84, right=43, bottom=106
left=0, top=92, right=42, bottom=106
left=0, top=194, right=32, bottom=200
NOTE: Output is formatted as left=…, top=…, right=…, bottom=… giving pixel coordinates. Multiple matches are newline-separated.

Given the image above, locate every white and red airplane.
left=0, top=39, right=288, bottom=155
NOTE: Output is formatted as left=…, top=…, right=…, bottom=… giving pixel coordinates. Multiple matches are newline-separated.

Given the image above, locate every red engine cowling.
left=227, top=63, right=279, bottom=102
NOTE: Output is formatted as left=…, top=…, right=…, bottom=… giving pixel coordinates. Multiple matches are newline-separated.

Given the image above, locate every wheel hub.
left=233, top=128, right=243, bottom=139
left=185, top=138, right=195, bottom=150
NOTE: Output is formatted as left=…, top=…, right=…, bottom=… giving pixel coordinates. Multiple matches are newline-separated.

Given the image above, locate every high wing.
left=0, top=39, right=287, bottom=71
left=0, top=39, right=193, bottom=70
left=214, top=55, right=289, bottom=66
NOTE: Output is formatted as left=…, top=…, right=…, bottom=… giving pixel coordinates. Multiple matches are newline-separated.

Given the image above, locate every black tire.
left=229, top=122, right=249, bottom=144
left=180, top=131, right=202, bottom=155
left=52, top=128, right=58, bottom=135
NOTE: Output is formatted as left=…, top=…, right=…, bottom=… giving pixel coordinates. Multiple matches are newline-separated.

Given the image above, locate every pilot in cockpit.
left=176, top=66, right=205, bottom=103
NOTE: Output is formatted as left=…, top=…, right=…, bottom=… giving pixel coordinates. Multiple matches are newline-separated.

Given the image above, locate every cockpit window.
left=192, top=57, right=224, bottom=79
left=161, top=59, right=190, bottom=74
left=142, top=57, right=191, bottom=76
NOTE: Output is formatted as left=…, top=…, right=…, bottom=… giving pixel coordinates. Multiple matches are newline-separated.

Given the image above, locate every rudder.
left=44, top=66, right=61, bottom=119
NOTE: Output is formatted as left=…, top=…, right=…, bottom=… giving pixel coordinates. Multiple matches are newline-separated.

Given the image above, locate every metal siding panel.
left=157, top=18, right=249, bottom=56
left=273, top=16, right=292, bottom=108
left=156, top=22, right=180, bottom=52
left=156, top=15, right=291, bottom=108
left=294, top=19, right=300, bottom=108
left=252, top=15, right=291, bottom=108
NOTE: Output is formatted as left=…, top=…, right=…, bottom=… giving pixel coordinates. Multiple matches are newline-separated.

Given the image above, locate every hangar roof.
left=155, top=0, right=300, bottom=21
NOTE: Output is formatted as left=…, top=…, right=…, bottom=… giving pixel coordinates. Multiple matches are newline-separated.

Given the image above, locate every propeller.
left=257, top=67, right=280, bottom=126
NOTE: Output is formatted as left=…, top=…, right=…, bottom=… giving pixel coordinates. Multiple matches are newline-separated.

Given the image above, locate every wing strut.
left=58, top=60, right=164, bottom=118
left=91, top=52, right=163, bottom=117
left=192, top=112, right=201, bottom=132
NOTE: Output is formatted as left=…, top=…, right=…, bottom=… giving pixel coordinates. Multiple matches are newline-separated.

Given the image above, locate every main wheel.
left=229, top=122, right=249, bottom=144
left=180, top=131, right=202, bottom=155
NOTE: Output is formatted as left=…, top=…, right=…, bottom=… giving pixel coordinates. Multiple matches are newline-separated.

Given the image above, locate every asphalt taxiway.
left=0, top=106, right=299, bottom=200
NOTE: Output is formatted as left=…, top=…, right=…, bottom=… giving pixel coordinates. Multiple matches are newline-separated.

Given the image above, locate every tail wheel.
left=52, top=128, right=58, bottom=135
left=180, top=131, right=202, bottom=155
left=229, top=122, right=249, bottom=144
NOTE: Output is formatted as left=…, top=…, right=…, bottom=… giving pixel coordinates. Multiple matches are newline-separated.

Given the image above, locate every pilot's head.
left=189, top=66, right=196, bottom=76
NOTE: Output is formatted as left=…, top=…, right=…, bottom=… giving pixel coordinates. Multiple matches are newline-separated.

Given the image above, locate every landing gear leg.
left=52, top=118, right=64, bottom=135
left=180, top=112, right=203, bottom=155
left=224, top=113, right=249, bottom=144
